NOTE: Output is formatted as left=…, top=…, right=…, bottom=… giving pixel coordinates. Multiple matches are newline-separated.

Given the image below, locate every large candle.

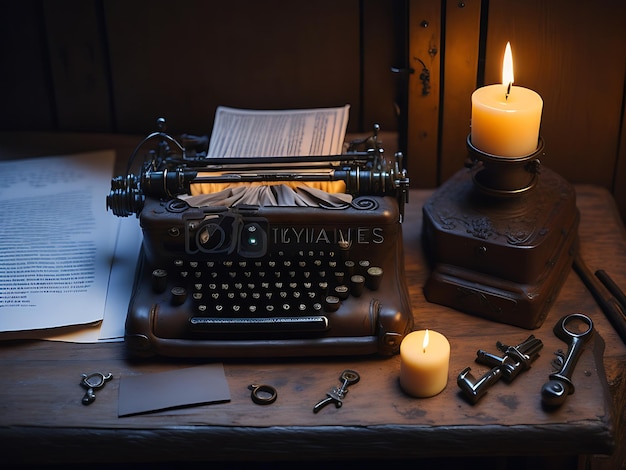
left=400, top=329, right=450, bottom=398
left=471, top=42, right=543, bottom=157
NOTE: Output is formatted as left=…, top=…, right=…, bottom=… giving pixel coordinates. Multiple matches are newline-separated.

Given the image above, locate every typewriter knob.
left=151, top=269, right=168, bottom=293
left=107, top=175, right=144, bottom=217
left=170, top=286, right=187, bottom=306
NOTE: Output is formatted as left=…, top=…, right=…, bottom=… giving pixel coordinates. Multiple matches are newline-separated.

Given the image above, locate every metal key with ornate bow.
left=313, top=369, right=360, bottom=413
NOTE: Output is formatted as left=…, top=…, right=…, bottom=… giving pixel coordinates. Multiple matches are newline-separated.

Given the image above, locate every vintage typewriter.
left=107, top=119, right=413, bottom=358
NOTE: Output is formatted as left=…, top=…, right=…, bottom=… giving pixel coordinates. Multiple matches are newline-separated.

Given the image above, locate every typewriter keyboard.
left=157, top=250, right=384, bottom=330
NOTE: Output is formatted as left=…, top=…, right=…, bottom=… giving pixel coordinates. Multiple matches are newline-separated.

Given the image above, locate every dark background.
left=1, top=0, right=625, bottom=221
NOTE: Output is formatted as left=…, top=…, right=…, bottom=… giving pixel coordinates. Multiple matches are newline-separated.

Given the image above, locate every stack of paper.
left=0, top=151, right=142, bottom=343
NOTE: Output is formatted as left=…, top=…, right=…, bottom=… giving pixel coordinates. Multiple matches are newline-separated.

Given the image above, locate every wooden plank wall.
left=1, top=1, right=624, bottom=220
left=406, top=0, right=442, bottom=187
left=407, top=0, right=626, bottom=222
left=0, top=0, right=403, bottom=137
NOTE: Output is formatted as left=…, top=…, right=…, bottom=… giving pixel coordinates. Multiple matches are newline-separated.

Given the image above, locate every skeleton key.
left=80, top=372, right=113, bottom=405
left=313, top=369, right=360, bottom=413
left=541, top=313, right=594, bottom=408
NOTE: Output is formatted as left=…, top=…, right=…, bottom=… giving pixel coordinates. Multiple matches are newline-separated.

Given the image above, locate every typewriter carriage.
left=107, top=119, right=409, bottom=219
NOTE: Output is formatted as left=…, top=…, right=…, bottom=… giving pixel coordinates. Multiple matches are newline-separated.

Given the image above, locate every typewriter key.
left=350, top=275, right=365, bottom=297
left=334, top=285, right=349, bottom=300
left=324, top=295, right=341, bottom=312
left=344, top=260, right=355, bottom=276
left=358, top=260, right=371, bottom=274
left=366, top=266, right=383, bottom=291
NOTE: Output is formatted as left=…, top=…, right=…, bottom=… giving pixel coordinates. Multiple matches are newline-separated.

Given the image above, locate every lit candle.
left=471, top=42, right=543, bottom=157
left=400, top=329, right=450, bottom=398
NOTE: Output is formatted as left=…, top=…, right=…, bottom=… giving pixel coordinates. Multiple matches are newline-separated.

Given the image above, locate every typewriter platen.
left=107, top=119, right=413, bottom=358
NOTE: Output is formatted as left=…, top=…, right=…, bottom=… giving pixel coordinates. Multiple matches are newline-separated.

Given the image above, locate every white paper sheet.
left=41, top=216, right=143, bottom=343
left=0, top=150, right=134, bottom=337
left=98, top=216, right=143, bottom=340
left=207, top=105, right=350, bottom=157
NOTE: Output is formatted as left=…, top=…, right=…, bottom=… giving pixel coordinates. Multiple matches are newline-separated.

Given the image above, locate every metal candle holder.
left=422, top=134, right=579, bottom=329
left=466, top=134, right=544, bottom=197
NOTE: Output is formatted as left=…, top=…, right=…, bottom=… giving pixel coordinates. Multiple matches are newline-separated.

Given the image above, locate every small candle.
left=400, top=329, right=450, bottom=398
left=471, top=42, right=543, bottom=157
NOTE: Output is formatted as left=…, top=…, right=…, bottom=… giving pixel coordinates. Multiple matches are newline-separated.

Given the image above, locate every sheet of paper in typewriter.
left=207, top=105, right=350, bottom=157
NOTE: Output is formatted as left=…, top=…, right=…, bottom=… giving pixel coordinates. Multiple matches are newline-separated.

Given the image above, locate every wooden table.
left=0, top=134, right=624, bottom=468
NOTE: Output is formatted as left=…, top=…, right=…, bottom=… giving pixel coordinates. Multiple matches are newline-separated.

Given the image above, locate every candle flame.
left=422, top=329, right=430, bottom=353
left=502, top=42, right=514, bottom=90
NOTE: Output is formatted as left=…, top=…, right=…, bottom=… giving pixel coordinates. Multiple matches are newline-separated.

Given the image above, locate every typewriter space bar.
left=189, top=315, right=329, bottom=333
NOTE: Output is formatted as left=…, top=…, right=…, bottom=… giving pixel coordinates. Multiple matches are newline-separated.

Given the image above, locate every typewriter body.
left=107, top=120, right=413, bottom=358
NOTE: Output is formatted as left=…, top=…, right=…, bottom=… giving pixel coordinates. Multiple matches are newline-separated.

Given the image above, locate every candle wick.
left=505, top=82, right=512, bottom=101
